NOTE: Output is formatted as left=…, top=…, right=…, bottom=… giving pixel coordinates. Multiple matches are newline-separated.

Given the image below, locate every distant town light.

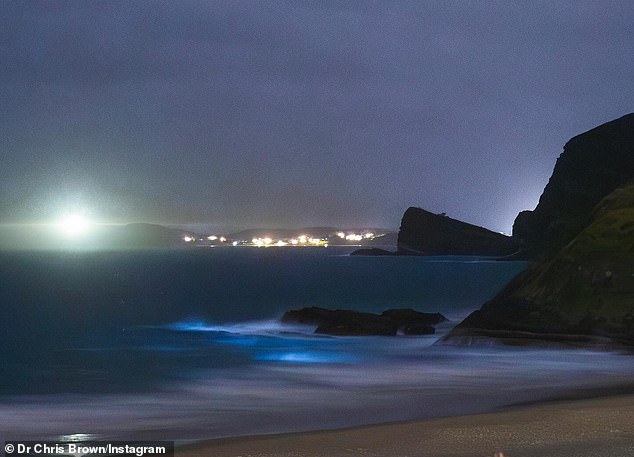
left=232, top=241, right=238, bottom=246
left=290, top=239, right=298, bottom=245
left=276, top=240, right=287, bottom=246
left=337, top=232, right=345, bottom=238
left=219, top=236, right=227, bottom=242
left=183, top=236, right=194, bottom=242
left=208, top=235, right=218, bottom=241
left=364, top=232, right=374, bottom=239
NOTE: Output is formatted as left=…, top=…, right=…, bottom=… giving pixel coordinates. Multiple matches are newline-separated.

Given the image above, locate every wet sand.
left=178, top=394, right=634, bottom=457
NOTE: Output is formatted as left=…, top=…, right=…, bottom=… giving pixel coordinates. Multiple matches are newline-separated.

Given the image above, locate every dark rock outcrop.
left=397, top=208, right=518, bottom=256
left=513, top=113, right=634, bottom=256
left=282, top=307, right=447, bottom=336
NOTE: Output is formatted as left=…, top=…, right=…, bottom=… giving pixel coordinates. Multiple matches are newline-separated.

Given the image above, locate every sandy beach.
left=178, top=394, right=634, bottom=457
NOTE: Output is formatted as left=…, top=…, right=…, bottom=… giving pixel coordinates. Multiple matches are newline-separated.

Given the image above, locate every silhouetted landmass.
left=445, top=114, right=634, bottom=347
left=397, top=207, right=518, bottom=256
left=513, top=113, right=634, bottom=257
left=229, top=228, right=335, bottom=241
left=104, top=223, right=189, bottom=248
left=281, top=306, right=447, bottom=336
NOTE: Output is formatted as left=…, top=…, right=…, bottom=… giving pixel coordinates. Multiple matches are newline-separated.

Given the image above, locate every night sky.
left=2, top=1, right=633, bottom=233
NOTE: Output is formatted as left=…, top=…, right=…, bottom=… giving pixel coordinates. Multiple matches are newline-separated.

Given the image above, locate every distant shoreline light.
left=56, top=214, right=95, bottom=238
left=182, top=230, right=382, bottom=248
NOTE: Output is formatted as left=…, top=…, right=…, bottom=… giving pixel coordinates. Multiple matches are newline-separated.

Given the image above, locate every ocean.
left=1, top=247, right=633, bottom=442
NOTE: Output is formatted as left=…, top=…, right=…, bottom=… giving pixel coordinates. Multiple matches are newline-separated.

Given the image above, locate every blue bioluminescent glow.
left=162, top=320, right=316, bottom=336
left=215, top=336, right=260, bottom=347
left=163, top=321, right=225, bottom=332
left=254, top=351, right=356, bottom=364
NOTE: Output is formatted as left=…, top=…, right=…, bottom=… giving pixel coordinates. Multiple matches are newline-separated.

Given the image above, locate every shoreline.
left=178, top=392, right=634, bottom=457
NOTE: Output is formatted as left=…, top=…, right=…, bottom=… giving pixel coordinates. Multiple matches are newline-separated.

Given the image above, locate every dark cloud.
left=2, top=1, right=633, bottom=232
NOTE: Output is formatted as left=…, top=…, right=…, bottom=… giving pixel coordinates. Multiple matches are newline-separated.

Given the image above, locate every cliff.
left=447, top=182, right=634, bottom=346
left=445, top=113, right=634, bottom=347
left=513, top=113, right=634, bottom=256
left=397, top=207, right=518, bottom=256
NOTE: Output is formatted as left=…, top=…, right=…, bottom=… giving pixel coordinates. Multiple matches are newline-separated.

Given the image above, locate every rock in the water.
left=281, top=307, right=447, bottom=336
left=397, top=208, right=518, bottom=256
left=380, top=308, right=446, bottom=326
left=315, top=319, right=396, bottom=336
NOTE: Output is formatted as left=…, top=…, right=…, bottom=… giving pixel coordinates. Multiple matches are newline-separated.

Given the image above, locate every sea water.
left=1, top=248, right=633, bottom=441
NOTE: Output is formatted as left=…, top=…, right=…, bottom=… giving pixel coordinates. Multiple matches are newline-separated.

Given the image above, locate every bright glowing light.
left=57, top=214, right=94, bottom=237
left=298, top=235, right=307, bottom=243
left=263, top=237, right=273, bottom=245
left=290, top=238, right=298, bottom=245
left=337, top=232, right=345, bottom=238
left=276, top=240, right=287, bottom=246
left=183, top=236, right=194, bottom=242
left=364, top=232, right=374, bottom=239
left=219, top=236, right=227, bottom=242
left=232, top=241, right=238, bottom=246
left=207, top=235, right=218, bottom=241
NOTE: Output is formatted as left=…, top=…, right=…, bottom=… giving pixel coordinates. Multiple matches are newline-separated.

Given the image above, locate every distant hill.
left=100, top=223, right=190, bottom=248
left=228, top=227, right=396, bottom=246
left=0, top=223, right=190, bottom=250
left=228, top=227, right=338, bottom=241
left=0, top=223, right=396, bottom=250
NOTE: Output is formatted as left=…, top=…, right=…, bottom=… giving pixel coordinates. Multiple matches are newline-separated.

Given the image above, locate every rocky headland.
left=296, top=114, right=633, bottom=347
left=445, top=113, right=634, bottom=347
left=397, top=207, right=519, bottom=256
left=352, top=207, right=519, bottom=256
